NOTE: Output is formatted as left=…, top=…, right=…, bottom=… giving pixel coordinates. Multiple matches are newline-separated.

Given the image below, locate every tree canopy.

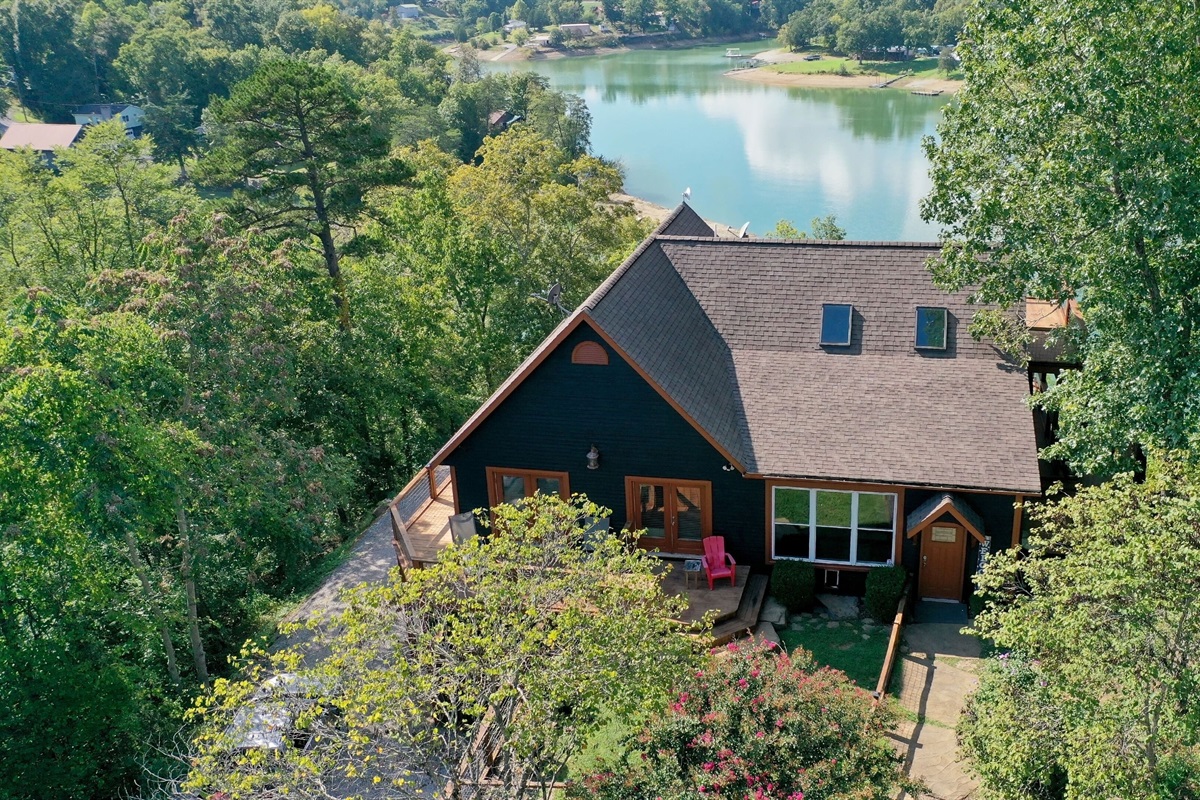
left=570, top=639, right=914, bottom=800
left=962, top=457, right=1200, bottom=798
left=921, top=0, right=1200, bottom=475
left=199, top=57, right=408, bottom=328
left=184, top=494, right=700, bottom=799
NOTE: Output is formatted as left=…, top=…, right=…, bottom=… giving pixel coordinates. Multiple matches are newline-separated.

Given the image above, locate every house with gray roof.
left=427, top=204, right=1055, bottom=602
left=72, top=103, right=145, bottom=134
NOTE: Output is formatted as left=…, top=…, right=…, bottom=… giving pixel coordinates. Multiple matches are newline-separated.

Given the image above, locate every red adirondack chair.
left=702, top=536, right=736, bottom=590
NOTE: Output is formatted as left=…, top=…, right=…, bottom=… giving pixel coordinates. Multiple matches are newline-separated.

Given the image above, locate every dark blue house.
left=426, top=205, right=1049, bottom=602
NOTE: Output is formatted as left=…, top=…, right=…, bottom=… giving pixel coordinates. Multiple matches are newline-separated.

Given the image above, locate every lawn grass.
left=764, top=56, right=962, bottom=82
left=779, top=618, right=890, bottom=690
left=565, top=706, right=637, bottom=780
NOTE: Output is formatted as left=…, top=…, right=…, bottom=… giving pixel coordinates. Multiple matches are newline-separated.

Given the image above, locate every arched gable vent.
left=571, top=341, right=609, bottom=366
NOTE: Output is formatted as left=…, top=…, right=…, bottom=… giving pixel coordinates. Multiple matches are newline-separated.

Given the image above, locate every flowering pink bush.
left=568, top=640, right=913, bottom=800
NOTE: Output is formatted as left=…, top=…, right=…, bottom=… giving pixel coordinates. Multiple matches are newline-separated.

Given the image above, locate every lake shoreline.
left=466, top=33, right=770, bottom=62
left=726, top=48, right=964, bottom=93
left=611, top=192, right=742, bottom=237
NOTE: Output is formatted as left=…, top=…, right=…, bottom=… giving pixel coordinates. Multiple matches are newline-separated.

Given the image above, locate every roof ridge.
left=580, top=203, right=697, bottom=311
left=655, top=235, right=943, bottom=248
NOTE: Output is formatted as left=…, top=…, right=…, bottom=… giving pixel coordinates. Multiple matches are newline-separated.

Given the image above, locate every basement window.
left=820, top=304, right=853, bottom=346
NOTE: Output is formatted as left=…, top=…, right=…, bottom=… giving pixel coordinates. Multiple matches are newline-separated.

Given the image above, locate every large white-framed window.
left=771, top=486, right=896, bottom=565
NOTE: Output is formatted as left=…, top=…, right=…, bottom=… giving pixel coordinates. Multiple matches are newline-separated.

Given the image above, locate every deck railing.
left=392, top=464, right=452, bottom=528
left=387, top=465, right=452, bottom=578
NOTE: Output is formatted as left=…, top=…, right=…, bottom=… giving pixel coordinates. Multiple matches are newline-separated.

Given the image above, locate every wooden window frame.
left=624, top=476, right=713, bottom=554
left=767, top=482, right=899, bottom=567
left=485, top=467, right=571, bottom=508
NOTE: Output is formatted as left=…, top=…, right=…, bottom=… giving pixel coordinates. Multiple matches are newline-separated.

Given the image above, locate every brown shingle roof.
left=432, top=204, right=1042, bottom=494
left=0, top=123, right=83, bottom=151
left=586, top=220, right=1042, bottom=494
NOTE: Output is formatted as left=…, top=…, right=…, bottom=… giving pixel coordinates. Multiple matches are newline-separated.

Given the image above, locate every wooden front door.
left=626, top=478, right=712, bottom=555
left=919, top=524, right=966, bottom=600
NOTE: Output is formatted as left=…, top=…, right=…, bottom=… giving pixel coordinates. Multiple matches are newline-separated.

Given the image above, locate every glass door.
left=626, top=478, right=711, bottom=554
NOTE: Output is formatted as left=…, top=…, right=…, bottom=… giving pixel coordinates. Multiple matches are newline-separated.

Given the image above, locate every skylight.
left=820, top=304, right=853, bottom=346
left=915, top=307, right=948, bottom=350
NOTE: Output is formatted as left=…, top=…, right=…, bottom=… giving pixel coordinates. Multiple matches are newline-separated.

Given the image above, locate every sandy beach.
left=610, top=193, right=741, bottom=237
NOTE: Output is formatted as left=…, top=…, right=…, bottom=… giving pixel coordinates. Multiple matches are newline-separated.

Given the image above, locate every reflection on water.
left=489, top=43, right=950, bottom=240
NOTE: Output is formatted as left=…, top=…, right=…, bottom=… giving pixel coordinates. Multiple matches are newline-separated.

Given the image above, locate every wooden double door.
left=626, top=477, right=712, bottom=555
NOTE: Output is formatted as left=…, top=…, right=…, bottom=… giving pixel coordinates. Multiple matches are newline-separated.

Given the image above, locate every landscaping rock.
left=826, top=620, right=841, bottom=629
left=760, top=597, right=788, bottom=626
left=754, top=620, right=782, bottom=647
left=816, top=593, right=860, bottom=620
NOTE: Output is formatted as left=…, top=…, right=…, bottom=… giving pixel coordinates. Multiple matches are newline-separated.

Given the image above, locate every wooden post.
left=1011, top=494, right=1024, bottom=549
left=428, top=465, right=439, bottom=500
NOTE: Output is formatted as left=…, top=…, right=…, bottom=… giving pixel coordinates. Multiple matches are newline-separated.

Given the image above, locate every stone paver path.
left=891, top=603, right=982, bottom=800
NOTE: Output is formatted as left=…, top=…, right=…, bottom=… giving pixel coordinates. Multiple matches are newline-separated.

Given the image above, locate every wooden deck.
left=657, top=560, right=750, bottom=625
left=396, top=485, right=761, bottom=644
left=406, top=492, right=455, bottom=563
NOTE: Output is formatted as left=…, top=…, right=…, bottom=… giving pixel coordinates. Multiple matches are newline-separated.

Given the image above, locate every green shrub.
left=770, top=560, right=816, bottom=612
left=959, top=653, right=1068, bottom=800
left=568, top=640, right=916, bottom=799
left=864, top=565, right=906, bottom=623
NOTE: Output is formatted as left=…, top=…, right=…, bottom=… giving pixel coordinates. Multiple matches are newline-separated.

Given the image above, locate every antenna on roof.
left=682, top=186, right=691, bottom=202
left=737, top=222, right=750, bottom=239
left=530, top=282, right=570, bottom=316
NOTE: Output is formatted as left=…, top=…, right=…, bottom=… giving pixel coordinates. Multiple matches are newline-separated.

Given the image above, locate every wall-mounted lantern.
left=586, top=445, right=601, bottom=470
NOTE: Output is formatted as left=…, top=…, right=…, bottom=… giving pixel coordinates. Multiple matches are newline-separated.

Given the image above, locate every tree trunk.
left=296, top=105, right=351, bottom=330
left=176, top=494, right=208, bottom=683
left=123, top=530, right=182, bottom=683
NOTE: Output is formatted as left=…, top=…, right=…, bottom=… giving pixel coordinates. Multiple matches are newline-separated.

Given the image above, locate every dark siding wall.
left=443, top=322, right=768, bottom=564
left=901, top=489, right=1020, bottom=599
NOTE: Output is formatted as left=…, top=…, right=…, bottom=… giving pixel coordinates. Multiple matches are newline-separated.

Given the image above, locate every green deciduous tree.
left=921, top=0, right=1200, bottom=475
left=185, top=494, right=700, bottom=799
left=570, top=639, right=914, bottom=800
left=0, top=0, right=97, bottom=120
left=381, top=130, right=646, bottom=393
left=963, top=458, right=1200, bottom=798
left=199, top=57, right=409, bottom=328
left=0, top=121, right=192, bottom=297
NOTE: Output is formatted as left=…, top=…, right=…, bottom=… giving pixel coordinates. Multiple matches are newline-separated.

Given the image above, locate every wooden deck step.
left=708, top=574, right=769, bottom=646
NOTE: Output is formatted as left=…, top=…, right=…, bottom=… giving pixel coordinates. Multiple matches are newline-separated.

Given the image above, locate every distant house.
left=72, top=103, right=144, bottom=134
left=393, top=3, right=420, bottom=18
left=487, top=109, right=522, bottom=132
left=0, top=123, right=85, bottom=164
left=558, top=22, right=592, bottom=37
left=422, top=205, right=1066, bottom=604
left=503, top=19, right=527, bottom=32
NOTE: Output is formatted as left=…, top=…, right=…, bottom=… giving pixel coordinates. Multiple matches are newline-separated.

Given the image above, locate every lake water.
left=489, top=42, right=951, bottom=241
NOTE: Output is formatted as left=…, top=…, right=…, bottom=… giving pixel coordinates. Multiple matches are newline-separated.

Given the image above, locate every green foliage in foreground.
left=962, top=457, right=1200, bottom=798
left=568, top=639, right=915, bottom=800
left=923, top=0, right=1200, bottom=476
left=185, top=494, right=701, bottom=798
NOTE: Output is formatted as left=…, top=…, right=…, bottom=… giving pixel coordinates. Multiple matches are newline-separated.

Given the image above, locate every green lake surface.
left=489, top=42, right=952, bottom=241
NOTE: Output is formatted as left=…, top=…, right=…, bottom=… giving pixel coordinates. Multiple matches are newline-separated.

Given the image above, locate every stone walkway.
left=891, top=602, right=982, bottom=800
